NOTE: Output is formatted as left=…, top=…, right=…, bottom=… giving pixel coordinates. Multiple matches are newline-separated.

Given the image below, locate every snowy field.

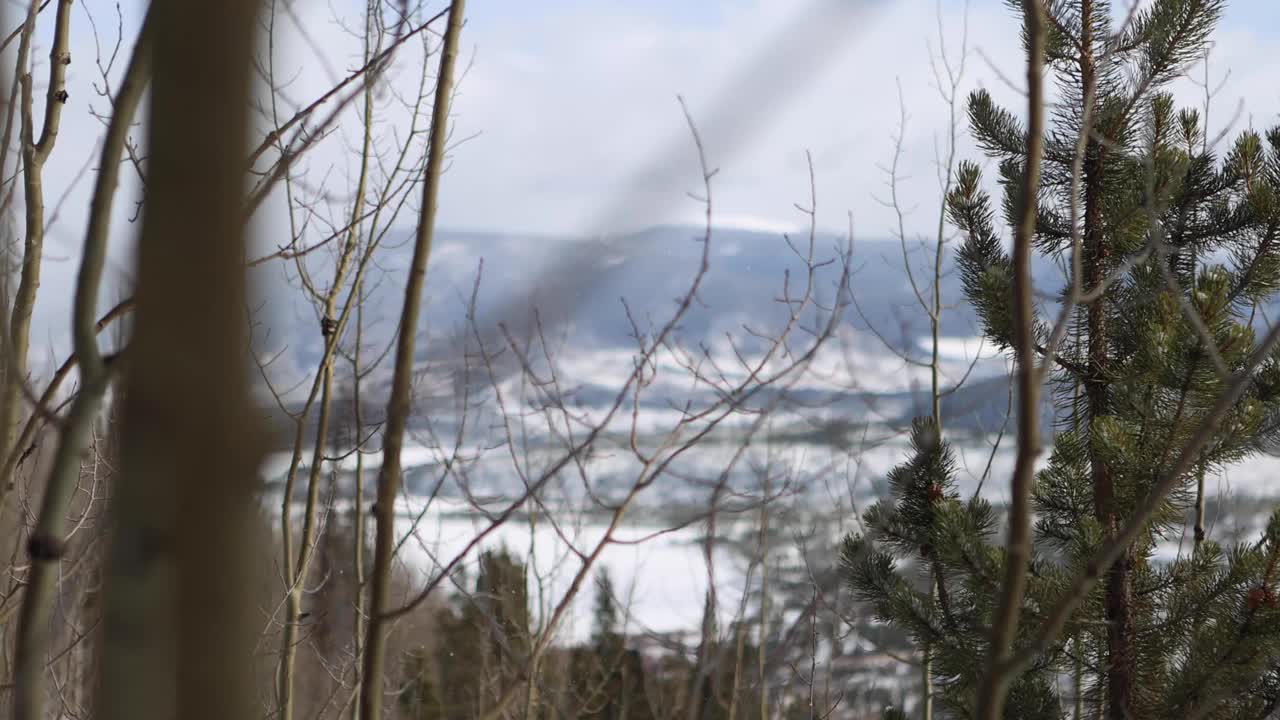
left=389, top=498, right=754, bottom=644
left=265, top=427, right=1280, bottom=644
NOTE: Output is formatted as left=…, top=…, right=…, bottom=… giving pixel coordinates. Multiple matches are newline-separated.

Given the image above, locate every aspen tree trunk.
left=95, top=3, right=262, bottom=720
left=277, top=102, right=369, bottom=720
left=975, top=1, right=1045, bottom=718
left=347, top=9, right=378, bottom=713
left=11, top=11, right=151, bottom=720
left=350, top=270, right=368, bottom=720
left=276, top=4, right=382, bottom=710
left=758, top=482, right=770, bottom=720
left=358, top=2, right=466, bottom=717
left=0, top=0, right=73, bottom=492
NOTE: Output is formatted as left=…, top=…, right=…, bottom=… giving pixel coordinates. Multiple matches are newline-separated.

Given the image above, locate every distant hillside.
left=257, top=223, right=1245, bottom=442
left=264, top=224, right=996, bottom=368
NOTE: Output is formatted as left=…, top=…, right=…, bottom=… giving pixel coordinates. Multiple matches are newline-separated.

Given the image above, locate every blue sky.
left=11, top=0, right=1280, bottom=358
left=434, top=0, right=1278, bottom=236
left=28, top=0, right=1280, bottom=241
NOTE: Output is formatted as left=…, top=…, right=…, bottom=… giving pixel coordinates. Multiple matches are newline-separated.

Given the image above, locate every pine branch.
left=1004, top=316, right=1280, bottom=680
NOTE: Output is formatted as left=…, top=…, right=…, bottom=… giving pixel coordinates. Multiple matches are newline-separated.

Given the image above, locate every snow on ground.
left=536, top=327, right=1009, bottom=406
left=265, top=427, right=1280, bottom=644
left=388, top=497, right=755, bottom=645
left=802, top=328, right=1009, bottom=394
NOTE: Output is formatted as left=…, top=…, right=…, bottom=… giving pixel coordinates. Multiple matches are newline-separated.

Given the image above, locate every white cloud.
left=428, top=0, right=1279, bottom=237
left=7, top=0, right=1279, bottom=370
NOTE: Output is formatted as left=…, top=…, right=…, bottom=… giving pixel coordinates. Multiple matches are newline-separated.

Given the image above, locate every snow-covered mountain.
left=260, top=222, right=1280, bottom=453
left=256, top=224, right=1035, bottom=435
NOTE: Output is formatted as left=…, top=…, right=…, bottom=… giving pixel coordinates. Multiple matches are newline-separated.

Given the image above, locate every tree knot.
left=28, top=533, right=66, bottom=561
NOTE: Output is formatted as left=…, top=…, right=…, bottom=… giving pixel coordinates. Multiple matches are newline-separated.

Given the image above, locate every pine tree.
left=846, top=1, right=1280, bottom=718
left=565, top=569, right=657, bottom=720
left=592, top=568, right=621, bottom=651
left=401, top=550, right=533, bottom=719
left=475, top=547, right=532, bottom=662
left=843, top=418, right=1063, bottom=719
